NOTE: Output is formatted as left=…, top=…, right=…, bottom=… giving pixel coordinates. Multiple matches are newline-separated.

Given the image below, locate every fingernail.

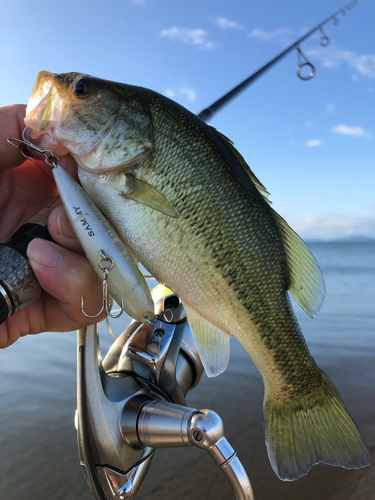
left=27, top=239, right=64, bottom=268
left=54, top=205, right=76, bottom=240
left=55, top=205, right=66, bottom=236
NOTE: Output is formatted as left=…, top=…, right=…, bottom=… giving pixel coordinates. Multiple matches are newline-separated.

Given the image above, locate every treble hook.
left=81, top=250, right=124, bottom=319
left=296, top=47, right=315, bottom=81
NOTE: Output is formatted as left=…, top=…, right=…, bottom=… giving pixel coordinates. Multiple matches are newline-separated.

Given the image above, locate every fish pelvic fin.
left=183, top=304, right=230, bottom=378
left=264, top=371, right=371, bottom=481
left=272, top=209, right=326, bottom=317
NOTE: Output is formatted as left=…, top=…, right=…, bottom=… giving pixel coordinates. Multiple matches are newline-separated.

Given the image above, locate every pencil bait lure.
left=7, top=130, right=155, bottom=324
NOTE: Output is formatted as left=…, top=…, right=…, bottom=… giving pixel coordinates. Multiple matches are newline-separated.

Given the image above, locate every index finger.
left=0, top=104, right=28, bottom=170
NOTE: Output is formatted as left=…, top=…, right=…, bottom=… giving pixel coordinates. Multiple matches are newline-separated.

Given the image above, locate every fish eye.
left=71, top=78, right=93, bottom=99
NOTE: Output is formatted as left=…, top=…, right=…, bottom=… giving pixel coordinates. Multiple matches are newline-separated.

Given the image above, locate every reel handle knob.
left=122, top=399, right=255, bottom=500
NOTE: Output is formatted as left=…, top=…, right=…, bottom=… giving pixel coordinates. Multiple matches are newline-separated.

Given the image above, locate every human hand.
left=0, top=104, right=106, bottom=348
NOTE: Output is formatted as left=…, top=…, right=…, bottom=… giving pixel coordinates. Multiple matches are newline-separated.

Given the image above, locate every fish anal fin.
left=122, top=174, right=179, bottom=218
left=272, top=209, right=325, bottom=317
left=183, top=304, right=230, bottom=378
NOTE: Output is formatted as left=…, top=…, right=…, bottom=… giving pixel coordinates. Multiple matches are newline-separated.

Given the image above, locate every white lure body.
left=52, top=164, right=154, bottom=323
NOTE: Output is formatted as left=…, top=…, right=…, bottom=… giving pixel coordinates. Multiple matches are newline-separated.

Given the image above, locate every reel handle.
left=122, top=399, right=254, bottom=500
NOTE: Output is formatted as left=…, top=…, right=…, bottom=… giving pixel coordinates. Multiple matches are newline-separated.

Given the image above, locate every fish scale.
left=25, top=71, right=370, bottom=482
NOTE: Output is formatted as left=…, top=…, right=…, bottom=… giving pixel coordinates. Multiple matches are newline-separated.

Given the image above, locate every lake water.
left=0, top=242, right=374, bottom=500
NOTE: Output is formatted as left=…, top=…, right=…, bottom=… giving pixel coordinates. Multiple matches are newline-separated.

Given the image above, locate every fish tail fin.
left=264, top=371, right=371, bottom=481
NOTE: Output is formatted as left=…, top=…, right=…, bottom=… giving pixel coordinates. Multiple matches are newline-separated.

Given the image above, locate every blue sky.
left=1, top=0, right=374, bottom=240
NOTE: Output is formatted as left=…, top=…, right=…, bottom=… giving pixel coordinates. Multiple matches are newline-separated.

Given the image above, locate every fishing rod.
left=198, top=0, right=361, bottom=122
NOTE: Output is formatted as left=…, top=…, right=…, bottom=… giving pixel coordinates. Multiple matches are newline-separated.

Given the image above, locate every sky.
left=1, top=0, right=374, bottom=240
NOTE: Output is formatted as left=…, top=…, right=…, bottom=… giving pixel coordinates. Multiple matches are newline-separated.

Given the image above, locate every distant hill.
left=305, top=236, right=375, bottom=243
left=336, top=236, right=375, bottom=243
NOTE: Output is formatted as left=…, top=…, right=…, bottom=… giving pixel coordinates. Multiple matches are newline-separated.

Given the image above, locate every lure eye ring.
left=71, top=77, right=94, bottom=100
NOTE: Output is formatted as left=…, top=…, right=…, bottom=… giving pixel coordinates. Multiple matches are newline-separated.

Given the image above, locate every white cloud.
left=307, top=44, right=375, bottom=79
left=326, top=104, right=334, bottom=113
left=248, top=27, right=289, bottom=42
left=289, top=215, right=375, bottom=241
left=248, top=27, right=305, bottom=45
left=306, top=139, right=323, bottom=147
left=214, top=17, right=244, bottom=30
left=305, top=121, right=314, bottom=128
left=331, top=124, right=372, bottom=139
left=164, top=89, right=176, bottom=98
left=347, top=53, right=375, bottom=78
left=179, top=87, right=197, bottom=102
left=164, top=87, right=197, bottom=103
left=160, top=27, right=215, bottom=50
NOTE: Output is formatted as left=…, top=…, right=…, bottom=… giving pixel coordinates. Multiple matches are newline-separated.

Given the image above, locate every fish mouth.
left=25, top=71, right=56, bottom=131
left=24, top=71, right=71, bottom=155
left=24, top=71, right=116, bottom=160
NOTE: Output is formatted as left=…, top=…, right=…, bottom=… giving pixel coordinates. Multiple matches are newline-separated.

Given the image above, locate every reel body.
left=76, top=287, right=254, bottom=500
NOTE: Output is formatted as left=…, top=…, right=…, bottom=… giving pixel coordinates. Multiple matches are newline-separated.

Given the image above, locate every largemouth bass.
left=24, top=71, right=370, bottom=480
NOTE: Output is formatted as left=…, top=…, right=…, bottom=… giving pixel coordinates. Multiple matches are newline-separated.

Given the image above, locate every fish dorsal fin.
left=211, top=127, right=272, bottom=204
left=272, top=209, right=326, bottom=317
left=183, top=303, right=230, bottom=378
left=211, top=126, right=324, bottom=317
left=122, top=174, right=179, bottom=218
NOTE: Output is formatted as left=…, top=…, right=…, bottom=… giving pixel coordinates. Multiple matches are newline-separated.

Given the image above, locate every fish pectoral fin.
left=183, top=304, right=230, bottom=378
left=122, top=174, right=179, bottom=218
left=272, top=208, right=325, bottom=318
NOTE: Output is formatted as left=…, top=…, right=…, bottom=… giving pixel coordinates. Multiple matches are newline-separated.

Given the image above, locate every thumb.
left=27, top=238, right=106, bottom=330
